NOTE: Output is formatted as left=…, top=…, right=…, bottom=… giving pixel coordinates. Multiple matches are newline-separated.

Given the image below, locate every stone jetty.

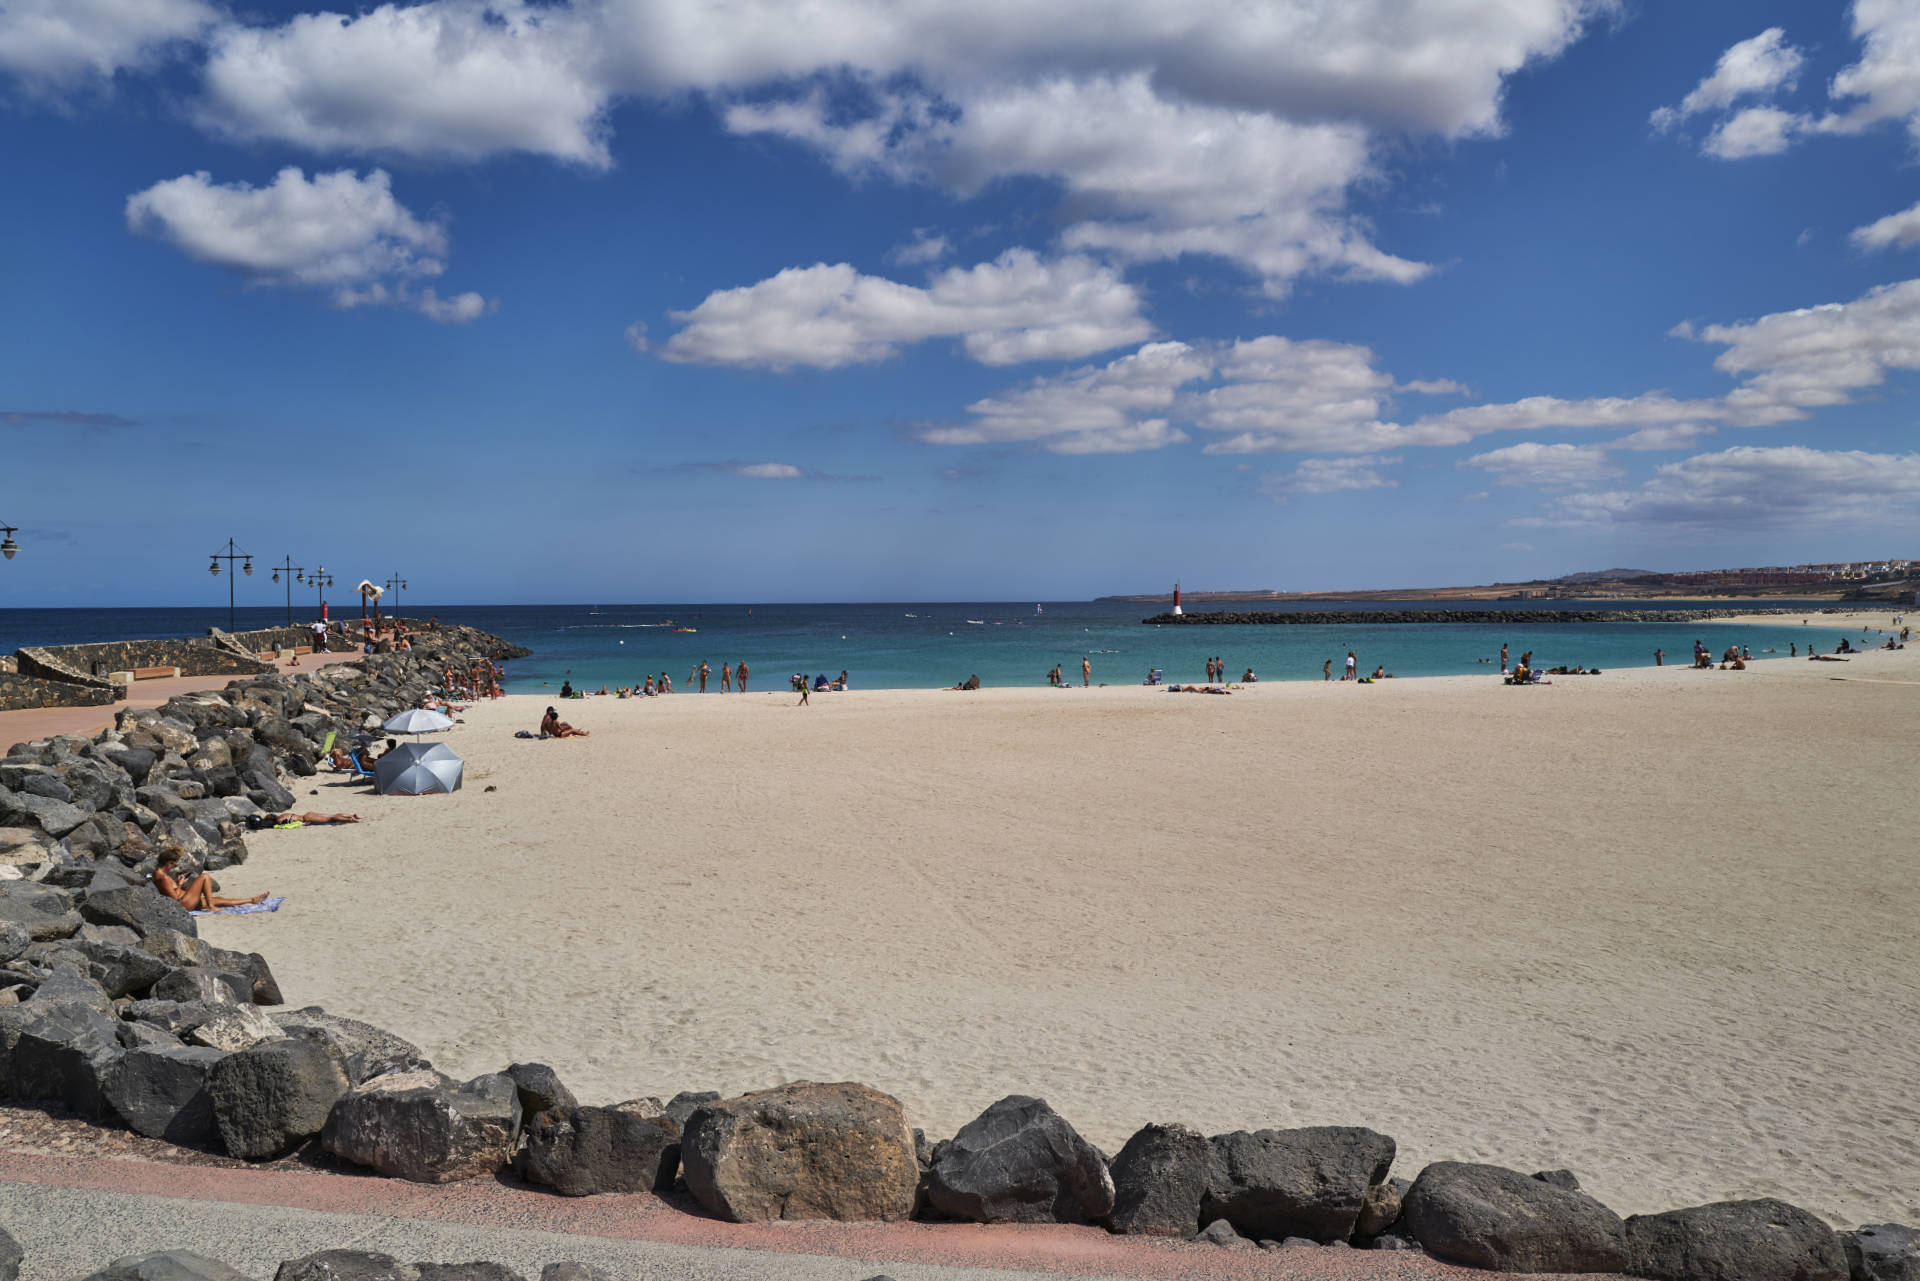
left=1141, top=607, right=1804, bottom=626
left=0, top=619, right=1910, bottom=1280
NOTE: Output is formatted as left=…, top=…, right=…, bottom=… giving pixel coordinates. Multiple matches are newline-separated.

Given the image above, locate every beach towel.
left=192, top=896, right=284, bottom=917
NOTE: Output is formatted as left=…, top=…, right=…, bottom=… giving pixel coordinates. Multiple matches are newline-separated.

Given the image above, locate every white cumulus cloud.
left=886, top=231, right=950, bottom=266
left=658, top=249, right=1151, bottom=369
left=1271, top=455, right=1401, bottom=495
left=1818, top=0, right=1920, bottom=144
left=728, top=72, right=1425, bottom=298
left=124, top=167, right=492, bottom=322
left=921, top=274, right=1920, bottom=459
left=181, top=0, right=1606, bottom=296
left=0, top=0, right=215, bottom=89
left=1702, top=106, right=1801, bottom=159
left=1852, top=199, right=1920, bottom=252
left=1686, top=277, right=1920, bottom=424
left=1649, top=28, right=1804, bottom=131
left=198, top=3, right=612, bottom=166
left=923, top=340, right=1210, bottom=455
left=1656, top=5, right=1920, bottom=162
left=1528, top=446, right=1920, bottom=529
left=1461, top=441, right=1621, bottom=488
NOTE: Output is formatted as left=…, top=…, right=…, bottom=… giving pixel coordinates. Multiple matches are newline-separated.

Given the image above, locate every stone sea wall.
left=1142, top=607, right=1804, bottom=626
left=1, top=618, right=428, bottom=713
left=0, top=672, right=118, bottom=714
left=19, top=639, right=264, bottom=683
left=0, top=623, right=1910, bottom=1281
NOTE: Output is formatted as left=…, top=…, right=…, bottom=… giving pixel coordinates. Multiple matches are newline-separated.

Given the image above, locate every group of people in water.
left=559, top=660, right=756, bottom=700
left=441, top=659, right=504, bottom=700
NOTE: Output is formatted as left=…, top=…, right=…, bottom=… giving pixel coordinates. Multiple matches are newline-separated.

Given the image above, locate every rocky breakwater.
left=0, top=623, right=526, bottom=1147
left=1142, top=607, right=1793, bottom=625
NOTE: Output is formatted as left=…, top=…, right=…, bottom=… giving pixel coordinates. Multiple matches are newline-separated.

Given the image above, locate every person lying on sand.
left=539, top=707, right=590, bottom=737
left=949, top=675, right=981, bottom=690
left=154, top=847, right=269, bottom=910
left=246, top=812, right=361, bottom=830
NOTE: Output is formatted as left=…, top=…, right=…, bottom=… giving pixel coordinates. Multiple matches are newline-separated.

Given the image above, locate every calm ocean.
left=0, top=600, right=1877, bottom=692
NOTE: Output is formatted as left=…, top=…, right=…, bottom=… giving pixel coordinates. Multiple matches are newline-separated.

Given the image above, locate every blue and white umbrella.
left=383, top=708, right=454, bottom=736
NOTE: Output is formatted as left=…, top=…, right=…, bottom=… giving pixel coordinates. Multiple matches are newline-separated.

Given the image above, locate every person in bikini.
left=246, top=812, right=361, bottom=829
left=154, top=847, right=269, bottom=910
left=540, top=706, right=590, bottom=737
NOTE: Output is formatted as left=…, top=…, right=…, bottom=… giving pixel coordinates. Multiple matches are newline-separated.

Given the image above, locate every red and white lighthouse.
left=1172, top=582, right=1184, bottom=616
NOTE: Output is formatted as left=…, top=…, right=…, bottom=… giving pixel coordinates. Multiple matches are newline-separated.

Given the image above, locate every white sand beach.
left=204, top=617, right=1920, bottom=1227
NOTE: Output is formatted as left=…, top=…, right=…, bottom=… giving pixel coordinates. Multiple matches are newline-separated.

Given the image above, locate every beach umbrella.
left=375, top=741, right=463, bottom=796
left=383, top=708, right=454, bottom=736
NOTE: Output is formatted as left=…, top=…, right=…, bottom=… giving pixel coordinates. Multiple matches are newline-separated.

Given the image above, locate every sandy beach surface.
left=202, top=611, right=1919, bottom=1228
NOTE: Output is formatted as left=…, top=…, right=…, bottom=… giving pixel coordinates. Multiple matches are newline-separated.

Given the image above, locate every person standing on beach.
left=1500, top=643, right=1509, bottom=674
left=699, top=661, right=710, bottom=692
left=1344, top=650, right=1357, bottom=681
left=1083, top=656, right=1091, bottom=687
left=1655, top=648, right=1665, bottom=665
left=1323, top=659, right=1332, bottom=681
left=721, top=662, right=732, bottom=691
left=737, top=661, right=749, bottom=692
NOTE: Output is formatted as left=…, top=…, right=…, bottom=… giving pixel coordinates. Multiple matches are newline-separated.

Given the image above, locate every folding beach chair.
left=346, top=750, right=379, bottom=783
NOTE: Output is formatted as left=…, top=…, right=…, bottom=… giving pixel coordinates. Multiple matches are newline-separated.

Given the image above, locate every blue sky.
left=3, top=0, right=1919, bottom=606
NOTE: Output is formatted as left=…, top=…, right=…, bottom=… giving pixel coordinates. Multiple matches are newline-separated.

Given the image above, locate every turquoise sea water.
left=497, top=601, right=1877, bottom=692
left=0, top=601, right=1885, bottom=692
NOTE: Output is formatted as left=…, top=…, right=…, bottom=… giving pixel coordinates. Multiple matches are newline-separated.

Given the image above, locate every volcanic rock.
left=1106, top=1121, right=1216, bottom=1236
left=681, top=1081, right=918, bottom=1223
left=1201, top=1126, right=1396, bottom=1244
left=517, top=1101, right=679, bottom=1196
left=209, top=1036, right=350, bottom=1159
left=321, top=1071, right=522, bottom=1183
left=926, top=1094, right=1114, bottom=1225
left=1625, top=1198, right=1847, bottom=1281
left=1402, top=1161, right=1629, bottom=1273
left=102, top=1045, right=226, bottom=1144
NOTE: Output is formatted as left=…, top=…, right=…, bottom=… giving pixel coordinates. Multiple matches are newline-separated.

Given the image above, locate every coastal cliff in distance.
left=1105, top=559, right=1918, bottom=604
left=1140, top=608, right=1796, bottom=626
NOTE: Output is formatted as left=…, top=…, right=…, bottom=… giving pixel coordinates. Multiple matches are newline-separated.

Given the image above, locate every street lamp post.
left=270, top=557, right=305, bottom=627
left=385, top=573, right=407, bottom=618
left=311, top=566, right=334, bottom=620
left=0, top=521, right=17, bottom=562
left=207, top=539, right=253, bottom=632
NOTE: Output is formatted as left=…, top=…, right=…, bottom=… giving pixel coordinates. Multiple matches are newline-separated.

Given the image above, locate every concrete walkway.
left=0, top=1152, right=1578, bottom=1281
left=0, top=652, right=366, bottom=749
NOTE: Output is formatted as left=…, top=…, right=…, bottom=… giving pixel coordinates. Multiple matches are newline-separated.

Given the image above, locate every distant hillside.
left=1555, top=568, right=1660, bottom=583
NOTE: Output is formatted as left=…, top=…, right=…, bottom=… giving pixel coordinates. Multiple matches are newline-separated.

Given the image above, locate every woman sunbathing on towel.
left=245, top=812, right=361, bottom=830
left=540, top=707, right=590, bottom=737
left=154, top=847, right=269, bottom=910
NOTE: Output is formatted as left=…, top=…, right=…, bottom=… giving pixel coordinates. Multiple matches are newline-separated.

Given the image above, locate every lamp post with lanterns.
left=270, top=557, right=305, bottom=626
left=310, top=566, right=334, bottom=620
left=0, top=521, right=17, bottom=562
left=384, top=573, right=407, bottom=618
left=208, top=539, right=253, bottom=632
